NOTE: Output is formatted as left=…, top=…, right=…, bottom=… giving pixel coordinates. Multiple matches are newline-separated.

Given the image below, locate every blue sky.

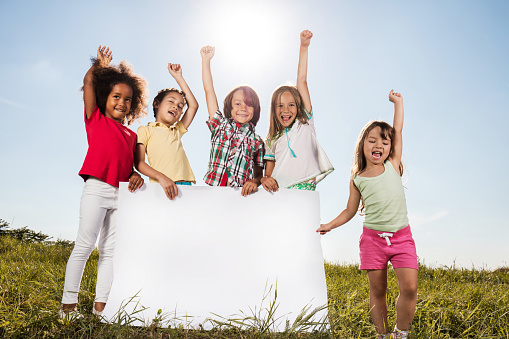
left=1, top=0, right=508, bottom=269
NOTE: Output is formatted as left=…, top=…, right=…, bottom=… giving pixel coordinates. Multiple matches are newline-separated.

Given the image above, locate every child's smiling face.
left=363, top=126, right=391, bottom=165
left=105, top=83, right=133, bottom=123
left=155, top=91, right=185, bottom=127
left=230, top=89, right=254, bottom=125
left=276, top=91, right=298, bottom=128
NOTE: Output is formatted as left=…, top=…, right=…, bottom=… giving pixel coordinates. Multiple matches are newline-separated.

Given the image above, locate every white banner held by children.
left=103, top=184, right=328, bottom=330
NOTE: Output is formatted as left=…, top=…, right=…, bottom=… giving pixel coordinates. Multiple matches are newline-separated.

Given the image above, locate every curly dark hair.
left=91, top=58, right=148, bottom=125
left=152, top=88, right=186, bottom=118
left=223, top=86, right=261, bottom=126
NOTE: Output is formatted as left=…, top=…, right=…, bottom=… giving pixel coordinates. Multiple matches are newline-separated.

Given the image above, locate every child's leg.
left=95, top=201, right=118, bottom=311
left=394, top=268, right=418, bottom=331
left=62, top=179, right=110, bottom=308
left=367, top=269, right=389, bottom=334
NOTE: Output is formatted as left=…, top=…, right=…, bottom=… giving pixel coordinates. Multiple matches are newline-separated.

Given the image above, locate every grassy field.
left=0, top=234, right=508, bottom=338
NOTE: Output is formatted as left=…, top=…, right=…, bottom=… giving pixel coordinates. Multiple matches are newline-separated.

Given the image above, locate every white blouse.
left=264, top=110, right=334, bottom=188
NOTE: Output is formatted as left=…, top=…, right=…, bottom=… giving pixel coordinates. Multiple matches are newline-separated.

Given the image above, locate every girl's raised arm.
left=200, top=46, right=219, bottom=119
left=83, top=46, right=112, bottom=119
left=388, top=90, right=404, bottom=173
left=168, top=63, right=199, bottom=130
left=296, top=30, right=312, bottom=113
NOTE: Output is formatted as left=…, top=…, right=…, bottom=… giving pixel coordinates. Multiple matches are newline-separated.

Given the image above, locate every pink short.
left=359, top=225, right=418, bottom=270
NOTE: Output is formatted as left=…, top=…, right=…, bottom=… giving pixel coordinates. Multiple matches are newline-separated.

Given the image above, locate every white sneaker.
left=58, top=307, right=83, bottom=320
left=391, top=329, right=409, bottom=339
left=92, top=308, right=103, bottom=317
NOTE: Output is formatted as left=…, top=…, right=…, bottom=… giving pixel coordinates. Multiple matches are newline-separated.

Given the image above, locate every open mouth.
left=372, top=151, right=382, bottom=160
left=280, top=114, right=293, bottom=123
left=168, top=110, right=176, bottom=117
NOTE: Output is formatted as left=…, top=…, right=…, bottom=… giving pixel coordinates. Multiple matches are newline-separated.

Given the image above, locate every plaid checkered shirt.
left=204, top=110, right=264, bottom=187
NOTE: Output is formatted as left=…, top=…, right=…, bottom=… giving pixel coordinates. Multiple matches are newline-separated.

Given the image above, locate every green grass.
left=325, top=262, right=509, bottom=338
left=0, top=235, right=508, bottom=338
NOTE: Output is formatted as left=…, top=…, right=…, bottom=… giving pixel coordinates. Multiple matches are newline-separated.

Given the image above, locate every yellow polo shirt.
left=137, top=121, right=196, bottom=183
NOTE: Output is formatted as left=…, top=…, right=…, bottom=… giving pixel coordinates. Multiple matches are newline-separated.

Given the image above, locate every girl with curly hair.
left=60, top=46, right=148, bottom=319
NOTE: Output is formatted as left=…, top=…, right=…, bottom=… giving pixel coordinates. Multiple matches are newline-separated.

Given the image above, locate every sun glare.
left=203, top=1, right=289, bottom=76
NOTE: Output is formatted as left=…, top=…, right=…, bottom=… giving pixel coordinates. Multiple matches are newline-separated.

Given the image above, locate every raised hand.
left=388, top=89, right=404, bottom=168
left=201, top=45, right=219, bottom=118
left=297, top=30, right=313, bottom=113
left=388, top=90, right=403, bottom=104
left=200, top=45, right=215, bottom=61
left=97, top=45, right=113, bottom=66
left=168, top=63, right=182, bottom=79
left=300, top=30, right=313, bottom=47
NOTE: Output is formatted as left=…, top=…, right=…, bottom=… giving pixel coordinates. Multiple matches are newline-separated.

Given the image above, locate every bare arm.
left=168, top=63, right=198, bottom=130
left=200, top=46, right=219, bottom=119
left=134, top=143, right=178, bottom=199
left=260, top=160, right=279, bottom=192
left=241, top=165, right=263, bottom=197
left=388, top=90, right=404, bottom=173
left=127, top=171, right=144, bottom=192
left=84, top=46, right=112, bottom=119
left=316, top=180, right=361, bottom=234
left=296, top=30, right=312, bottom=113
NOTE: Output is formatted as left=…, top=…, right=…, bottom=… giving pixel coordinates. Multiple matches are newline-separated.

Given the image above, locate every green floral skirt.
left=287, top=182, right=316, bottom=191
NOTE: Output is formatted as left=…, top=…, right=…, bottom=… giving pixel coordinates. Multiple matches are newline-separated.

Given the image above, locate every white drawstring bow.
left=378, top=232, right=393, bottom=246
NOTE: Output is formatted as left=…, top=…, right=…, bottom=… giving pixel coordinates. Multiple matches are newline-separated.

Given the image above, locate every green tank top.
left=353, top=161, right=409, bottom=232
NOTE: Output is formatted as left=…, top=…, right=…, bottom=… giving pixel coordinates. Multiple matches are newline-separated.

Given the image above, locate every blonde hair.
left=266, top=86, right=308, bottom=146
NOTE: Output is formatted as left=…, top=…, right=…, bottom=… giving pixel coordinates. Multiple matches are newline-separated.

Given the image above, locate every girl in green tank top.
left=316, top=90, right=417, bottom=339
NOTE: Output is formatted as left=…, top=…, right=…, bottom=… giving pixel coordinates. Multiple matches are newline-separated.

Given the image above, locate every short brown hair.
left=223, top=86, right=261, bottom=126
left=152, top=88, right=186, bottom=118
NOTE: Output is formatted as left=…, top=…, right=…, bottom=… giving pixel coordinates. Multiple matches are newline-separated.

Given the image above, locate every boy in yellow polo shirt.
left=135, top=63, right=198, bottom=199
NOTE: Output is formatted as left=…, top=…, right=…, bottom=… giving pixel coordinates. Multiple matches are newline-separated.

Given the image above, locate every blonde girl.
left=261, top=30, right=333, bottom=192
left=60, top=46, right=148, bottom=319
left=317, top=91, right=417, bottom=339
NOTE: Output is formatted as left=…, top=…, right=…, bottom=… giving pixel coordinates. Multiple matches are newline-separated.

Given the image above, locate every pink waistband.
left=362, top=225, right=411, bottom=237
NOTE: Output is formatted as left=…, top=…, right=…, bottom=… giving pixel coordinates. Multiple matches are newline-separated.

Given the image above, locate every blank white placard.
left=103, top=183, right=328, bottom=330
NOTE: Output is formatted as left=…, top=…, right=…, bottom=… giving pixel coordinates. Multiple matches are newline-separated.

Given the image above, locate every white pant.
left=62, top=177, right=118, bottom=304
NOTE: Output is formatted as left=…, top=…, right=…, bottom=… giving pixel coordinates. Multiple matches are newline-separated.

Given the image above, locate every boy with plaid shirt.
left=201, top=45, right=264, bottom=196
